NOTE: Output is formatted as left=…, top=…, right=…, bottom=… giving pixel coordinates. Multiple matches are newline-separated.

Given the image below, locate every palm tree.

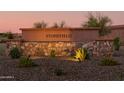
left=34, top=21, right=47, bottom=29
left=83, top=12, right=112, bottom=36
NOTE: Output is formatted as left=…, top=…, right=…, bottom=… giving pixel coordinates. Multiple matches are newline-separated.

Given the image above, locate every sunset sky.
left=0, top=11, right=124, bottom=33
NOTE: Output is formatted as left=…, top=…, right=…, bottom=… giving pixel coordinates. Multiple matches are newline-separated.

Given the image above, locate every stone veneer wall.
left=6, top=40, right=113, bottom=57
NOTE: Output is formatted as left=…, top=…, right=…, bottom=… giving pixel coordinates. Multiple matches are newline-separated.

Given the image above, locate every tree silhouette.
left=34, top=21, right=47, bottom=29
left=60, top=21, right=65, bottom=28
left=52, top=22, right=59, bottom=28
left=83, top=12, right=112, bottom=36
left=52, top=21, right=66, bottom=28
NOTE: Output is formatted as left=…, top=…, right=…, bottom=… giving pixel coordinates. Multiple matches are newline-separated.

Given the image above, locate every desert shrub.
left=50, top=49, right=56, bottom=58
left=9, top=47, right=21, bottom=59
left=0, top=44, right=5, bottom=56
left=19, top=56, right=37, bottom=67
left=54, top=68, right=66, bottom=76
left=74, top=48, right=87, bottom=62
left=113, top=37, right=120, bottom=51
left=7, top=32, right=14, bottom=39
left=100, top=57, right=119, bottom=66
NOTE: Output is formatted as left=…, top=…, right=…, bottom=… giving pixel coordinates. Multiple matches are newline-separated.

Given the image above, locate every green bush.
left=100, top=57, right=119, bottom=66
left=50, top=49, right=56, bottom=58
left=9, top=47, right=21, bottom=59
left=113, top=37, right=120, bottom=51
left=19, top=56, right=37, bottom=67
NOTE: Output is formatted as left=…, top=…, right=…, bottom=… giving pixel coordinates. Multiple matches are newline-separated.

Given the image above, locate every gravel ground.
left=0, top=55, right=124, bottom=81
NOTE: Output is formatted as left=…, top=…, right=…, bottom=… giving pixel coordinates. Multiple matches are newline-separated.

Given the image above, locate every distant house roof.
left=110, top=25, right=124, bottom=29
left=20, top=25, right=124, bottom=31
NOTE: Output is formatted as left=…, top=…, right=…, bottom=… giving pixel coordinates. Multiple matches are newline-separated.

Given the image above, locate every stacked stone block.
left=6, top=40, right=113, bottom=57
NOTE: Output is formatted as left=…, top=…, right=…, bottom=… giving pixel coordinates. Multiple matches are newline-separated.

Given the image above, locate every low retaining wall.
left=5, top=40, right=113, bottom=57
